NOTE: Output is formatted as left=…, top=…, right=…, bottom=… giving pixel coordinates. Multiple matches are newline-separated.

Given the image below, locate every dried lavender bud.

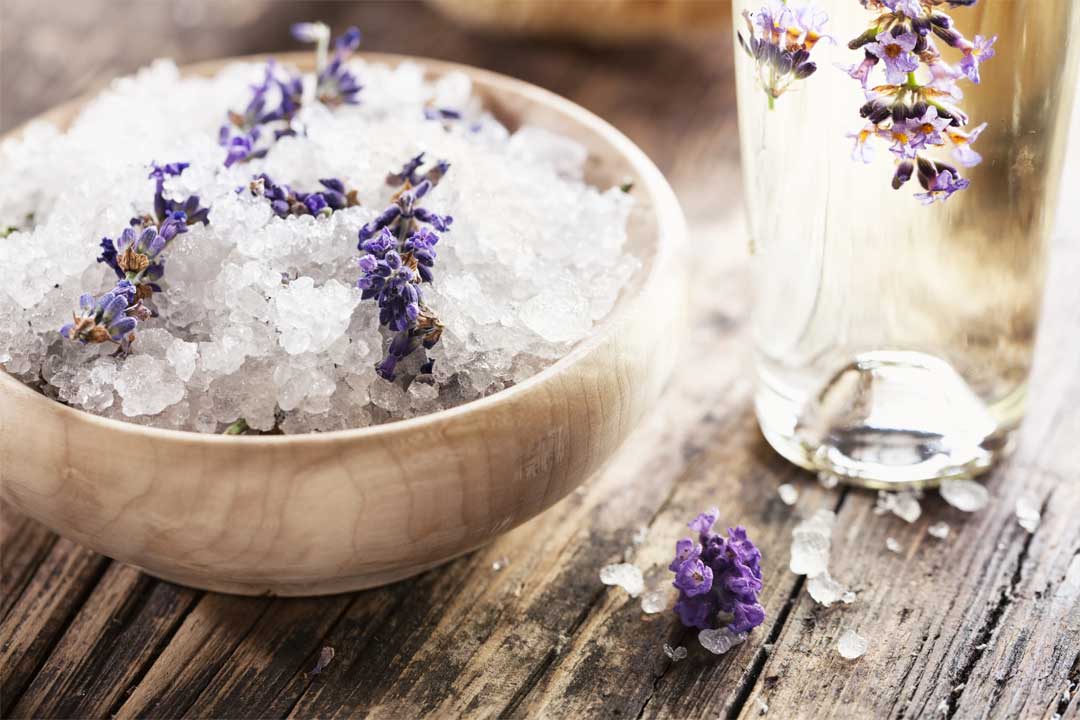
left=668, top=508, right=765, bottom=635
left=739, top=1, right=831, bottom=107
left=60, top=281, right=140, bottom=347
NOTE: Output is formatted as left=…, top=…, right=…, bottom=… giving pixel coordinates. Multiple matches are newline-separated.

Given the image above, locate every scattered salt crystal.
left=631, top=526, right=649, bottom=545
left=756, top=697, right=769, bottom=715
left=640, top=589, right=669, bottom=614
left=939, top=479, right=990, bottom=512
left=886, top=537, right=902, bottom=554
left=114, top=355, right=185, bottom=416
left=491, top=556, right=509, bottom=572
left=841, top=591, right=857, bottom=604
left=310, top=646, right=335, bottom=676
left=599, top=563, right=644, bottom=597
left=817, top=471, right=839, bottom=489
left=807, top=571, right=847, bottom=607
left=837, top=629, right=868, bottom=659
left=1015, top=495, right=1041, bottom=533
left=928, top=521, right=951, bottom=540
left=698, top=627, right=747, bottom=655
left=777, top=484, right=798, bottom=506
left=875, top=491, right=922, bottom=523
left=663, top=643, right=687, bottom=662
left=973, top=642, right=988, bottom=651
left=790, top=509, right=835, bottom=577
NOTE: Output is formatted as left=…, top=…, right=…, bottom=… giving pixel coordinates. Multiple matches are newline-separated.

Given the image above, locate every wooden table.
left=2, top=2, right=1078, bottom=718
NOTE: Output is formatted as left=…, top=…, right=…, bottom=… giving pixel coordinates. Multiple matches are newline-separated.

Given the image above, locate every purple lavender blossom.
left=317, top=27, right=363, bottom=107
left=59, top=281, right=140, bottom=346
left=357, top=156, right=452, bottom=381
left=737, top=1, right=829, bottom=107
left=959, top=34, right=997, bottom=84
left=843, top=0, right=993, bottom=204
left=669, top=508, right=766, bottom=635
left=248, top=174, right=357, bottom=218
left=866, top=30, right=920, bottom=85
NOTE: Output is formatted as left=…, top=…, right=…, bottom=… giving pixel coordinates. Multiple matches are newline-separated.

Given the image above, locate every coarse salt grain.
left=599, top=563, right=645, bottom=597
left=663, top=643, right=688, bottom=662
left=640, top=588, right=669, bottom=614
left=886, top=537, right=902, bottom=553
left=837, top=629, right=868, bottom=660
left=1015, top=495, right=1041, bottom=533
left=928, top=521, right=950, bottom=540
left=699, top=626, right=747, bottom=655
left=778, top=483, right=799, bottom=506
left=939, top=479, right=990, bottom=512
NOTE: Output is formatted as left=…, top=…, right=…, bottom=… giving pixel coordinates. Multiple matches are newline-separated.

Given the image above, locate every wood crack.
left=943, top=491, right=1048, bottom=719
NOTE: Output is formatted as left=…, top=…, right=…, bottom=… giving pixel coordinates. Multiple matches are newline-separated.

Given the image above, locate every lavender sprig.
left=357, top=153, right=453, bottom=381
left=737, top=1, right=831, bottom=109
left=247, top=174, right=359, bottom=218
left=845, top=0, right=995, bottom=204
left=669, top=508, right=766, bottom=635
left=64, top=163, right=209, bottom=349
left=220, top=23, right=363, bottom=168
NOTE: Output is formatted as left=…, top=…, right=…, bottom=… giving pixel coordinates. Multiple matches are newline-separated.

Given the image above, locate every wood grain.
left=2, top=1, right=1079, bottom=718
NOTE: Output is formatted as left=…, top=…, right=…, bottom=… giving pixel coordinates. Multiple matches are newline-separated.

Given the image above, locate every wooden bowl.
left=0, top=53, right=687, bottom=596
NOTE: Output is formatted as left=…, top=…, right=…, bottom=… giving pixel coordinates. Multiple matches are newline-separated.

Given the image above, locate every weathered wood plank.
left=0, top=506, right=57, bottom=621
left=113, top=594, right=273, bottom=719
left=0, top=539, right=108, bottom=717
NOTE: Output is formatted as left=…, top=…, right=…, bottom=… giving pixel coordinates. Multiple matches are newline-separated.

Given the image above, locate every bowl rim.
left=0, top=51, right=685, bottom=446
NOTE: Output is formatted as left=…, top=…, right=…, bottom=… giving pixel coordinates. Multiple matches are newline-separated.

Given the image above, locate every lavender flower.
left=59, top=281, right=140, bottom=347
left=74, top=163, right=209, bottom=347
left=247, top=174, right=358, bottom=218
left=866, top=30, right=919, bottom=85
left=737, top=1, right=830, bottom=108
left=220, top=24, right=364, bottom=168
left=669, top=508, right=766, bottom=635
left=357, top=154, right=453, bottom=381
left=844, top=0, right=994, bottom=203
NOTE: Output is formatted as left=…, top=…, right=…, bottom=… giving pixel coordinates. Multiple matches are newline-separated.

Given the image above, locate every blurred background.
left=0, top=0, right=737, bottom=228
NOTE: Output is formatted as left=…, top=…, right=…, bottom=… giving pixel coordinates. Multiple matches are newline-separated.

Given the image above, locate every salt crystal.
left=875, top=491, right=922, bottom=523
left=790, top=509, right=835, bottom=577
left=1015, top=495, right=1041, bottom=533
left=886, top=537, right=902, bottom=553
left=928, top=521, right=951, bottom=540
left=663, top=643, right=687, bottom=662
left=817, top=471, right=839, bottom=489
left=698, top=627, right=747, bottom=655
left=491, top=556, right=509, bottom=572
left=777, top=483, right=798, bottom=506
left=807, top=571, right=847, bottom=607
left=756, top=697, right=769, bottom=715
left=640, top=589, right=669, bottom=614
left=114, top=355, right=185, bottom=416
left=631, top=526, right=648, bottom=545
left=599, top=563, right=644, bottom=597
left=837, top=629, right=868, bottom=660
left=841, top=591, right=857, bottom=604
left=939, top=479, right=990, bottom=512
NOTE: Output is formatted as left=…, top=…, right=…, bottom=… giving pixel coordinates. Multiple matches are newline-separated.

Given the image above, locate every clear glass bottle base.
left=755, top=351, right=1019, bottom=489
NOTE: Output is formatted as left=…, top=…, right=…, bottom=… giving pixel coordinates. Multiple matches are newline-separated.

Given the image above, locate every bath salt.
left=699, top=627, right=747, bottom=655
left=928, top=521, right=951, bottom=540
left=1015, top=495, right=1041, bottom=533
left=0, top=56, right=638, bottom=434
left=640, top=589, right=669, bottom=614
left=663, top=643, right=688, bottom=662
left=939, top=479, right=990, bottom=512
left=837, top=629, right=868, bottom=660
left=777, top=483, right=798, bottom=506
left=600, top=563, right=645, bottom=597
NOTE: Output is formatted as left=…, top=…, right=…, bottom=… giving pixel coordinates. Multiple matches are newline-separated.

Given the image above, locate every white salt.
left=699, top=627, right=747, bottom=655
left=790, top=509, right=835, bottom=577
left=841, top=590, right=857, bottom=604
left=874, top=491, right=922, bottom=523
left=886, top=537, right=902, bottom=554
left=663, top=643, right=687, bottom=662
left=640, top=589, right=669, bottom=614
left=1015, top=495, right=1041, bottom=533
left=928, top=521, right=951, bottom=540
left=0, top=57, right=638, bottom=434
left=777, top=483, right=798, bottom=506
left=837, top=629, right=868, bottom=660
left=817, top=471, right=839, bottom=489
left=491, top=556, right=509, bottom=572
left=807, top=571, right=847, bottom=607
left=940, top=479, right=990, bottom=512
left=599, top=563, right=644, bottom=598
left=756, top=698, right=769, bottom=715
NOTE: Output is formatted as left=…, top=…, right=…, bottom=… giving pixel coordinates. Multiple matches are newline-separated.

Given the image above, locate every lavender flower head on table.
left=669, top=508, right=766, bottom=644
left=845, top=0, right=995, bottom=204
left=357, top=153, right=453, bottom=381
left=737, top=0, right=831, bottom=108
